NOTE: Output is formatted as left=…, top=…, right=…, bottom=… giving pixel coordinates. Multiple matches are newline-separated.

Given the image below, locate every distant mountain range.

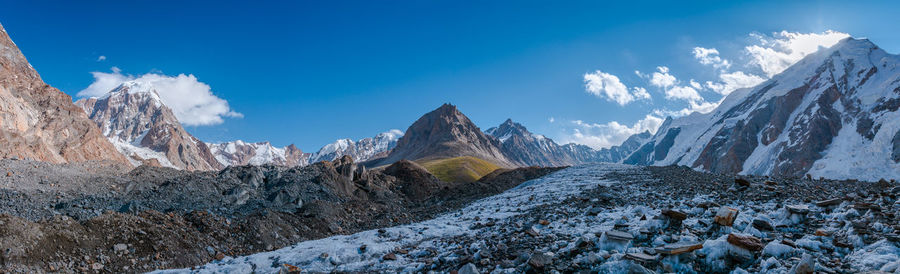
left=3, top=21, right=897, bottom=181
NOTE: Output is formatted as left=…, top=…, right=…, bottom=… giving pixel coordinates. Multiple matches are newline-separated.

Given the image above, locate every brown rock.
left=734, top=178, right=751, bottom=187
left=713, top=207, right=739, bottom=226
left=538, top=219, right=550, bottom=226
left=661, top=209, right=688, bottom=221
left=214, top=252, right=225, bottom=260
left=382, top=253, right=397, bottom=261
left=281, top=263, right=301, bottom=273
left=0, top=24, right=131, bottom=166
left=727, top=233, right=764, bottom=251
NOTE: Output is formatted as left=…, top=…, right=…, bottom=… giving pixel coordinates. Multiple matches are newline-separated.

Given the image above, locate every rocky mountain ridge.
left=0, top=22, right=130, bottom=165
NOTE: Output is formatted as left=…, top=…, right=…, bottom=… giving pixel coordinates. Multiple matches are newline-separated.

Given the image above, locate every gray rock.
left=457, top=263, right=479, bottom=274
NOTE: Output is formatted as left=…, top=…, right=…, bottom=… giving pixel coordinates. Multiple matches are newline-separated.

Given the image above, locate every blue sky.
left=1, top=0, right=898, bottom=151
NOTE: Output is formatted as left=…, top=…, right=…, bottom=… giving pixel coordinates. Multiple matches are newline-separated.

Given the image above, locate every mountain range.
left=3, top=20, right=898, bottom=181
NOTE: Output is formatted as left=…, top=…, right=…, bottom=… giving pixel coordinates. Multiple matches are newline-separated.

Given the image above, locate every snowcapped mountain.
left=76, top=81, right=223, bottom=171
left=209, top=130, right=402, bottom=167
left=487, top=119, right=651, bottom=166
left=208, top=141, right=308, bottom=167
left=0, top=23, right=130, bottom=165
left=308, top=130, right=403, bottom=164
left=625, top=37, right=900, bottom=181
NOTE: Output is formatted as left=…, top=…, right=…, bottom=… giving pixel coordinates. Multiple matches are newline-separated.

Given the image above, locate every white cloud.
left=746, top=30, right=850, bottom=77
left=549, top=117, right=555, bottom=123
left=563, top=114, right=664, bottom=149
left=632, top=87, right=651, bottom=100
left=689, top=79, right=702, bottom=90
left=649, top=66, right=676, bottom=88
left=706, top=71, right=766, bottom=95
left=653, top=98, right=722, bottom=118
left=583, top=70, right=650, bottom=106
left=97, top=55, right=107, bottom=61
left=692, top=47, right=730, bottom=69
left=78, top=68, right=242, bottom=126
left=665, top=85, right=702, bottom=102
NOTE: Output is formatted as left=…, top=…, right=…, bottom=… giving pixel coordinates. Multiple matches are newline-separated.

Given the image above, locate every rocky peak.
left=0, top=23, right=130, bottom=165
left=76, top=81, right=222, bottom=171
left=374, top=104, right=514, bottom=167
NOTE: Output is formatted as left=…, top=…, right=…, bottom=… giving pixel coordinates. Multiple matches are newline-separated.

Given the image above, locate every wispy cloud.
left=97, top=55, right=107, bottom=62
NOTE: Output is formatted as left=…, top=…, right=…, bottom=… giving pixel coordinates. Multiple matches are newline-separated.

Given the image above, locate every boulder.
left=661, top=209, right=688, bottom=221
left=458, top=263, right=479, bottom=274
left=605, top=230, right=634, bottom=242
left=655, top=242, right=703, bottom=255
left=713, top=207, right=739, bottom=226
left=727, top=234, right=764, bottom=252
left=751, top=219, right=774, bottom=231
left=528, top=252, right=552, bottom=269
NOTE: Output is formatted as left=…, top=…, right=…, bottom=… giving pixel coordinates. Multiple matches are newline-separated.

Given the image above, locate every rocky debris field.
left=0, top=157, right=560, bottom=272
left=172, top=164, right=899, bottom=273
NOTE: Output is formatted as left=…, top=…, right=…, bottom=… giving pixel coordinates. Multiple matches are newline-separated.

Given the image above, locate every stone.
left=786, top=205, right=810, bottom=215
left=528, top=252, right=552, bottom=269
left=814, top=229, right=831, bottom=236
left=661, top=209, right=687, bottom=221
left=214, top=252, right=225, bottom=260
left=815, top=198, right=842, bottom=207
left=538, top=219, right=550, bottom=226
left=655, top=242, right=703, bottom=255
left=764, top=180, right=777, bottom=186
left=624, top=252, right=658, bottom=263
left=457, top=263, right=478, bottom=274
left=727, top=234, right=764, bottom=251
left=713, top=207, right=739, bottom=226
left=734, top=178, right=751, bottom=187
left=281, top=263, right=301, bottom=273
left=752, top=219, right=774, bottom=231
left=113, top=243, right=128, bottom=252
left=526, top=226, right=540, bottom=237
left=605, top=230, right=634, bottom=242
left=791, top=253, right=815, bottom=274
left=382, top=253, right=397, bottom=261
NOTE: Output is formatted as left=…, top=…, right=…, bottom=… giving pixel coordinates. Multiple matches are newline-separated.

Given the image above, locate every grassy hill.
left=419, top=156, right=501, bottom=183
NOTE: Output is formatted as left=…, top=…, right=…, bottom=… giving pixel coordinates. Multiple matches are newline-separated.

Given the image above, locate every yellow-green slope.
left=419, top=156, right=501, bottom=183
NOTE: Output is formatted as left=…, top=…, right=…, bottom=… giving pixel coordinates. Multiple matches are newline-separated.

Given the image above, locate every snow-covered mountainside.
left=208, top=141, right=308, bottom=167
left=210, top=130, right=402, bottom=167
left=487, top=119, right=651, bottom=166
left=626, top=37, right=900, bottom=181
left=76, top=81, right=222, bottom=171
left=308, top=130, right=403, bottom=164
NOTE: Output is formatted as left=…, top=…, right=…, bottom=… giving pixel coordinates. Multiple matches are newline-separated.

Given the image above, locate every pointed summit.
left=75, top=81, right=222, bottom=171
left=372, top=104, right=513, bottom=167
